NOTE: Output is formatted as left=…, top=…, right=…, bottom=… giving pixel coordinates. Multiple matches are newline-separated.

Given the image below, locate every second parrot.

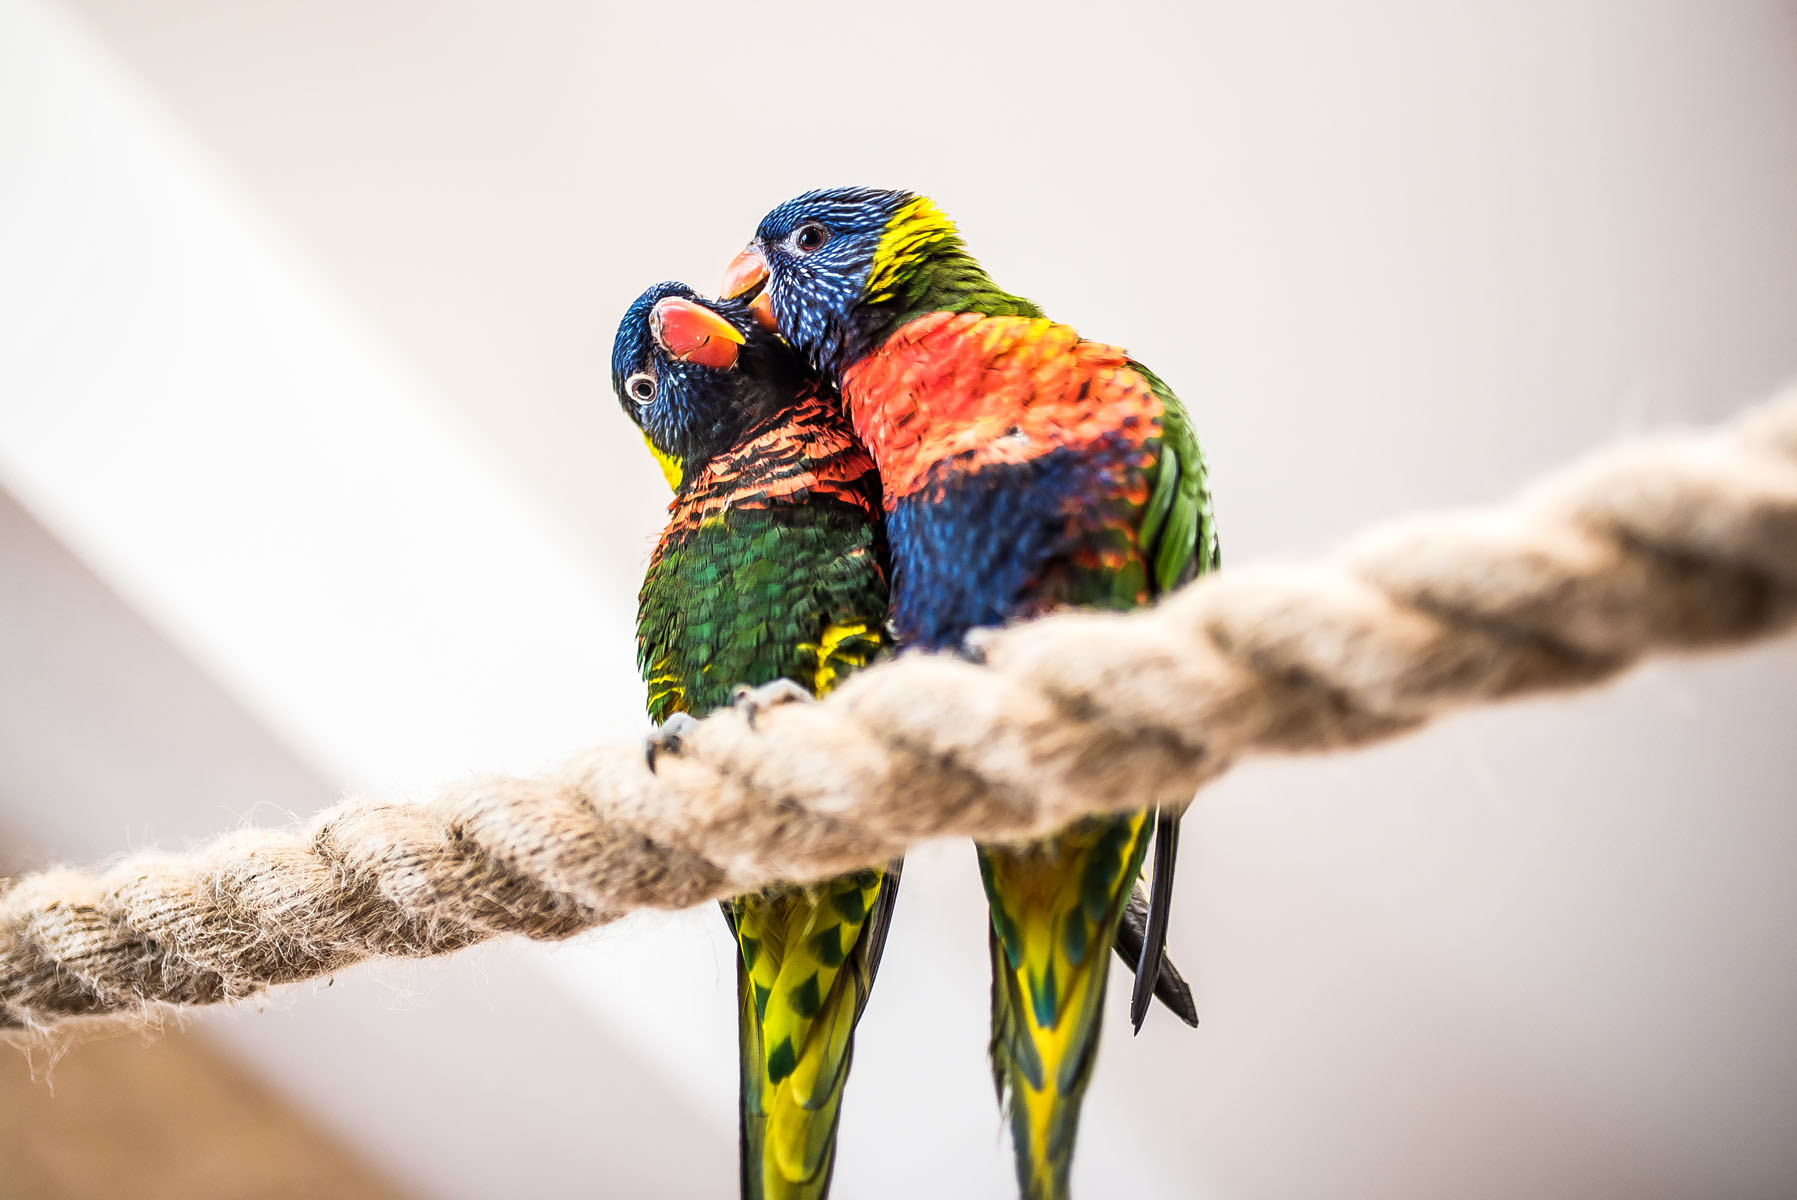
left=613, top=281, right=899, bottom=1200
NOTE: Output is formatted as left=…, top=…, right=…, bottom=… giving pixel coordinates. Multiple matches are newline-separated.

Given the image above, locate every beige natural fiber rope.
left=6, top=388, right=1797, bottom=1033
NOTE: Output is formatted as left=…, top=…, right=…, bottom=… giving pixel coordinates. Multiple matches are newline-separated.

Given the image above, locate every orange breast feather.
left=841, top=313, right=1163, bottom=502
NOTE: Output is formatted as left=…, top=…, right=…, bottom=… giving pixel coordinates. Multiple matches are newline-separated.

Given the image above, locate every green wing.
left=1132, top=359, right=1220, bottom=594
left=1124, top=359, right=1219, bottom=1028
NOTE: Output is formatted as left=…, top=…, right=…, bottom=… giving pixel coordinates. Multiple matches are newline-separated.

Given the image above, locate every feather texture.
left=744, top=187, right=1220, bottom=1197
left=981, top=814, right=1151, bottom=1199
left=839, top=312, right=1194, bottom=1198
left=630, top=348, right=895, bottom=1200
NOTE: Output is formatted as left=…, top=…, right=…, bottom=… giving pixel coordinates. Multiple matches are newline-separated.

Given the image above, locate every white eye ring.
left=625, top=372, right=657, bottom=405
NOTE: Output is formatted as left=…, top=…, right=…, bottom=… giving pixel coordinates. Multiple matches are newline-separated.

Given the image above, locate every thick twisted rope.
left=5, top=388, right=1796, bottom=1034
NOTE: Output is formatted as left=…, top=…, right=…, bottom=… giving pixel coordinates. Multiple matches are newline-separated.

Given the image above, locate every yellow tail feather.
left=733, top=868, right=894, bottom=1200
left=981, top=813, right=1152, bottom=1200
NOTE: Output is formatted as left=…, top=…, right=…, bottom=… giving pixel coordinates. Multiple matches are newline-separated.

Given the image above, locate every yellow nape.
left=865, top=195, right=958, bottom=304
left=643, top=432, right=683, bottom=491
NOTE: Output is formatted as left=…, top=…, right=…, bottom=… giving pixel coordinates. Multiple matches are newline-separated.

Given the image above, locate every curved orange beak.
left=650, top=296, right=744, bottom=369
left=720, top=247, right=776, bottom=331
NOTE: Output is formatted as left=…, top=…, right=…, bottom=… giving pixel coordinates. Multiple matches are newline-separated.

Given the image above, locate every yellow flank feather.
left=643, top=431, right=683, bottom=491
left=864, top=195, right=958, bottom=306
left=644, top=659, right=685, bottom=722
left=802, top=620, right=877, bottom=696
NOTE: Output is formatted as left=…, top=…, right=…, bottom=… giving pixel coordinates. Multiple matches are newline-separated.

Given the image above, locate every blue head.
left=611, top=281, right=811, bottom=490
left=722, top=187, right=971, bottom=379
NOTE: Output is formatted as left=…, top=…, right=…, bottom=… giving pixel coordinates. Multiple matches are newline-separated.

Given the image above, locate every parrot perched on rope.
left=719, top=189, right=1214, bottom=1200
left=612, top=281, right=900, bottom=1200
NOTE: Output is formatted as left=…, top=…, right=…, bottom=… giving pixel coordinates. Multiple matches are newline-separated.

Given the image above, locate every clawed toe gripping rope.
left=5, top=388, right=1796, bottom=1033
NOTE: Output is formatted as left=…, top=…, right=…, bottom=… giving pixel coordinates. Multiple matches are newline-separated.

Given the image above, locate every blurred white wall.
left=3, top=1, right=1795, bottom=1197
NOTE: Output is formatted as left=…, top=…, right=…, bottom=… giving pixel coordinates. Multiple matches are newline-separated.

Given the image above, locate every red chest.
left=841, top=312, right=1164, bottom=502
left=651, top=399, right=879, bottom=557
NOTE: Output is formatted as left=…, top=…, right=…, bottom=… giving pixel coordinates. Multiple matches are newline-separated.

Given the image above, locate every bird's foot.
left=729, top=679, right=814, bottom=729
left=643, top=713, right=700, bottom=773
left=957, top=626, right=1000, bottom=665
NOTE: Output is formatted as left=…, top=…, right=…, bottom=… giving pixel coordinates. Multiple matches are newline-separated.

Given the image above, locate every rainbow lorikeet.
left=719, top=190, right=1215, bottom=1200
left=613, top=282, right=900, bottom=1200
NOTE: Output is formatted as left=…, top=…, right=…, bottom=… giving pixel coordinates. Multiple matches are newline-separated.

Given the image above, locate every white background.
left=3, top=2, right=1795, bottom=1196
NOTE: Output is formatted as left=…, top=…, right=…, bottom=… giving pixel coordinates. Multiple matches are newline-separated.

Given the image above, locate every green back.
left=635, top=401, right=895, bottom=1200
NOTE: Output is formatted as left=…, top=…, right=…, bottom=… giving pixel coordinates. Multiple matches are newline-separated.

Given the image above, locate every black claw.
left=733, top=689, right=762, bottom=731
left=644, top=714, right=699, bottom=773
left=729, top=680, right=813, bottom=730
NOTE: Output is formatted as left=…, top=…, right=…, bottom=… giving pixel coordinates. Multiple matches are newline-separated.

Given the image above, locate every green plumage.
left=870, top=201, right=1219, bottom=1200
left=980, top=815, right=1153, bottom=1197
left=618, top=284, right=897, bottom=1200
left=1134, top=360, right=1222, bottom=591
left=732, top=187, right=1222, bottom=1198
left=978, top=363, right=1216, bottom=1200
left=640, top=480, right=894, bottom=1200
left=638, top=503, right=887, bottom=724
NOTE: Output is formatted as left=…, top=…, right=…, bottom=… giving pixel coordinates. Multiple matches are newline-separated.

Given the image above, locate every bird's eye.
left=791, top=222, right=831, bottom=253
left=626, top=372, right=657, bottom=405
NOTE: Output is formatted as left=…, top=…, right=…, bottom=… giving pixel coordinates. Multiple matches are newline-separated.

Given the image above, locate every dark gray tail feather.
left=1112, top=883, right=1198, bottom=1028
left=1127, top=808, right=1182, bottom=1030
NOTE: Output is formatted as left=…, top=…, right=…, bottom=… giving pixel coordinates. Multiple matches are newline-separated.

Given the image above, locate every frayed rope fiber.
left=6, top=388, right=1797, bottom=1033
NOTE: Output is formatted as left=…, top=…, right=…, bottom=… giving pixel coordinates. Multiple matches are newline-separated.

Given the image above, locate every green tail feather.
left=730, top=866, right=899, bottom=1200
left=980, top=814, right=1152, bottom=1200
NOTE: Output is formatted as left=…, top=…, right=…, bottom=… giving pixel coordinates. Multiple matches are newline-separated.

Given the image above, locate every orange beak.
left=650, top=296, right=744, bottom=369
left=721, top=247, right=776, bottom=331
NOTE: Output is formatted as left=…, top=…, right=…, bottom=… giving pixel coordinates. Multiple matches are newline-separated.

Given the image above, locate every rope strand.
left=5, top=387, right=1795, bottom=1033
